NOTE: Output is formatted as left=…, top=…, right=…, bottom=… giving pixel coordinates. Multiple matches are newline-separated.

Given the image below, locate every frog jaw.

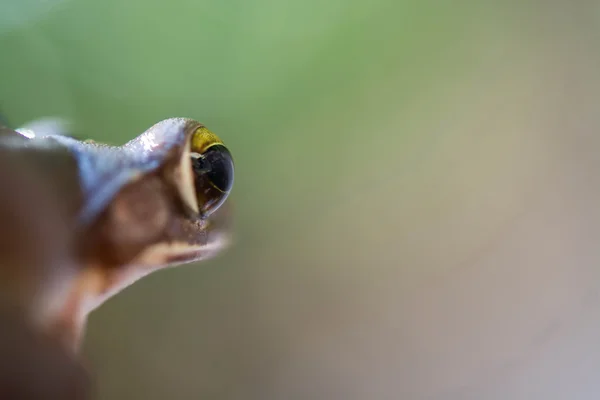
left=53, top=194, right=232, bottom=351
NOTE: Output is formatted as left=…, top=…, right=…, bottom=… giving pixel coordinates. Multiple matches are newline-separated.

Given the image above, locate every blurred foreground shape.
left=0, top=145, right=90, bottom=400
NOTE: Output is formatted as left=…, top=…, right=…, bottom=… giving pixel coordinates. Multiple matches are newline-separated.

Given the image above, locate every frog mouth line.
left=164, top=238, right=231, bottom=266
left=128, top=232, right=231, bottom=270
left=163, top=250, right=211, bottom=266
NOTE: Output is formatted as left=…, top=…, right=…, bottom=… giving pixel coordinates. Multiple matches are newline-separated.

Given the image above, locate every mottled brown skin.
left=0, top=118, right=233, bottom=351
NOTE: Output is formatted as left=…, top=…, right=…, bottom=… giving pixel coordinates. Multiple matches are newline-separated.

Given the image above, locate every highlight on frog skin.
left=189, top=126, right=234, bottom=218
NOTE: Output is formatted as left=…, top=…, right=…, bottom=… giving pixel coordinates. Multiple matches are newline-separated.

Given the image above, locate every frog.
left=0, top=117, right=234, bottom=351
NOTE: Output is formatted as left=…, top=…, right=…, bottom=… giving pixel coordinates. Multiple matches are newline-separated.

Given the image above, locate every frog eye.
left=189, top=127, right=234, bottom=217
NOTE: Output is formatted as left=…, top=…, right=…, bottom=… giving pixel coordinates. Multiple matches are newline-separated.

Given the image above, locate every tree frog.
left=0, top=117, right=234, bottom=351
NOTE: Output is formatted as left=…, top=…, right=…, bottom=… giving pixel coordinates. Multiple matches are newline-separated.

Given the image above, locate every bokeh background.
left=1, top=1, right=600, bottom=399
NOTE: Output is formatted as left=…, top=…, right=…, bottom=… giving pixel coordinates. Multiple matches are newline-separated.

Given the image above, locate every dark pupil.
left=191, top=144, right=234, bottom=215
left=202, top=145, right=233, bottom=192
left=192, top=156, right=209, bottom=177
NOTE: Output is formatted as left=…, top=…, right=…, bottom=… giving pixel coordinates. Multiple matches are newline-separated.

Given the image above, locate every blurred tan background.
left=1, top=1, right=600, bottom=399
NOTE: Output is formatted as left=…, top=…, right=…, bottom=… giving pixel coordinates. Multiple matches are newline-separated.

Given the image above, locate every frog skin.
left=0, top=117, right=234, bottom=351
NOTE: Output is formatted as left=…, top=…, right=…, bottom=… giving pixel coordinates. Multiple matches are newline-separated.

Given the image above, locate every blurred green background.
left=2, top=1, right=600, bottom=399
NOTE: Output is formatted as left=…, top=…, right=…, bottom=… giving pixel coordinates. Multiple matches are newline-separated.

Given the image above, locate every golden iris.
left=190, top=126, right=234, bottom=217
